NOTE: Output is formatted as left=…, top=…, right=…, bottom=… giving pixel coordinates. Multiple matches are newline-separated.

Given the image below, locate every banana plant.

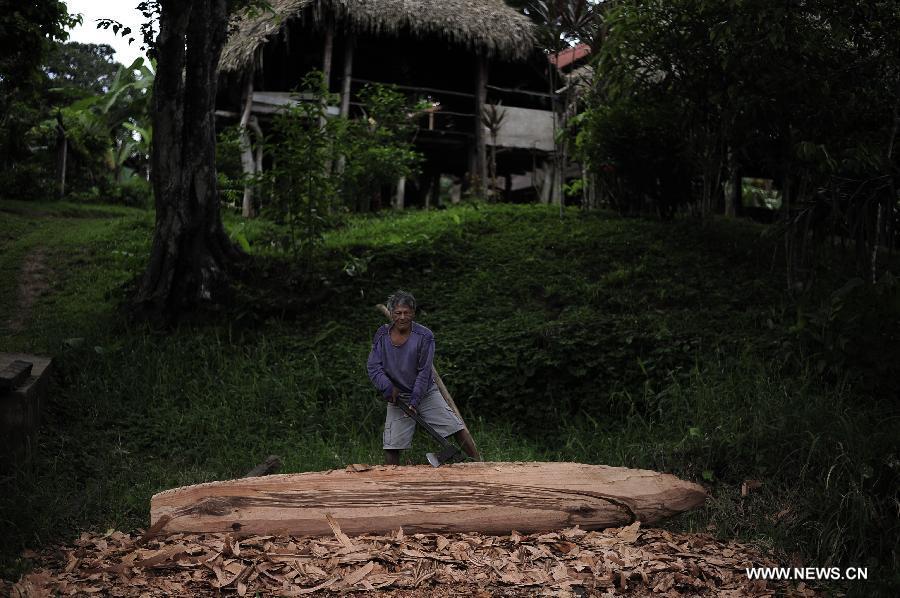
left=50, top=56, right=155, bottom=187
left=480, top=102, right=507, bottom=199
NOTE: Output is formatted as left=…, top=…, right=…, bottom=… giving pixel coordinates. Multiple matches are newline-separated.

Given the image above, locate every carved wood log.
left=150, top=462, right=707, bottom=537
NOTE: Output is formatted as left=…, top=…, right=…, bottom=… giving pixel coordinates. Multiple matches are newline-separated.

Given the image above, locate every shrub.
left=107, top=176, right=151, bottom=208
left=575, top=98, right=694, bottom=218
left=790, top=273, right=900, bottom=397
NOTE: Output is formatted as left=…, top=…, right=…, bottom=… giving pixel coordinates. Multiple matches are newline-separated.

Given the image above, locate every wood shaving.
left=5, top=523, right=822, bottom=596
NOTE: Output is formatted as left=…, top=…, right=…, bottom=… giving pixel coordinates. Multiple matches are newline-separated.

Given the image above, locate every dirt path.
left=4, top=246, right=50, bottom=333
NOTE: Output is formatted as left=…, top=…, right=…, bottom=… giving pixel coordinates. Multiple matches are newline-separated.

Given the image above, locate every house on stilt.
left=216, top=0, right=561, bottom=214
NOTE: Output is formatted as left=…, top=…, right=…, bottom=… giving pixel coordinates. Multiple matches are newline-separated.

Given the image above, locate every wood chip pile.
left=7, top=519, right=820, bottom=596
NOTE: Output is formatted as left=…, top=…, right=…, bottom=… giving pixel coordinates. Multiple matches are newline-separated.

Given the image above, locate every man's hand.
left=387, top=387, right=399, bottom=404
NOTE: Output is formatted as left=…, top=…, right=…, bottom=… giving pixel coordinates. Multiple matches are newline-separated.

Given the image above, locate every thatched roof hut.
left=218, top=0, right=557, bottom=211
left=219, top=0, right=537, bottom=73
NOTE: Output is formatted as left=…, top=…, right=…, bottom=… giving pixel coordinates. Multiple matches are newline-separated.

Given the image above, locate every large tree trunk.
left=150, top=462, right=707, bottom=537
left=136, top=0, right=241, bottom=320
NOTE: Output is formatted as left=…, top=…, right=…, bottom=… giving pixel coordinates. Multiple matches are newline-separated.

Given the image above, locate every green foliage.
left=340, top=84, right=424, bottom=211
left=528, top=1, right=599, bottom=52
left=222, top=211, right=287, bottom=255
left=0, top=161, right=56, bottom=201
left=0, top=1, right=77, bottom=88
left=584, top=0, right=900, bottom=242
left=260, top=72, right=424, bottom=263
left=575, top=100, right=692, bottom=217
left=59, top=57, right=154, bottom=192
left=562, top=177, right=583, bottom=199
left=215, top=125, right=246, bottom=211
left=0, top=1, right=79, bottom=188
left=1, top=40, right=154, bottom=204
left=42, top=42, right=121, bottom=100
left=105, top=174, right=152, bottom=208
left=263, top=71, right=341, bottom=265
left=740, top=178, right=782, bottom=210
left=789, top=273, right=900, bottom=395
left=600, top=361, right=898, bottom=572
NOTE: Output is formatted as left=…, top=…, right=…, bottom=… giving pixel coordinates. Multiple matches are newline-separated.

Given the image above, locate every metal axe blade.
left=395, top=396, right=465, bottom=467
left=427, top=444, right=464, bottom=468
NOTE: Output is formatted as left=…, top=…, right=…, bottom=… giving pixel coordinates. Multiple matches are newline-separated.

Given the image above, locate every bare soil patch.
left=5, top=247, right=50, bottom=333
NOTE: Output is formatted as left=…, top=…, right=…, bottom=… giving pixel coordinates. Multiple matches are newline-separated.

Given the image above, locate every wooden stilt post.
left=336, top=33, right=355, bottom=177
left=322, top=22, right=334, bottom=83
left=394, top=177, right=406, bottom=210
left=55, top=112, right=67, bottom=200
left=249, top=115, right=264, bottom=210
left=540, top=160, right=553, bottom=204
left=474, top=55, right=488, bottom=199
left=451, top=178, right=462, bottom=204
left=427, top=171, right=440, bottom=209
left=340, top=33, right=354, bottom=118
left=465, top=146, right=476, bottom=195
left=319, top=20, right=334, bottom=129
left=239, top=74, right=256, bottom=217
left=318, top=19, right=336, bottom=211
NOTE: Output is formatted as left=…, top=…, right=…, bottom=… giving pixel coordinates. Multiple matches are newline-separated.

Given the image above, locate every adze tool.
left=395, top=396, right=465, bottom=467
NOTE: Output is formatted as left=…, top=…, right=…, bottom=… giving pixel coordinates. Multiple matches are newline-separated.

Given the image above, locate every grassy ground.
left=0, top=199, right=897, bottom=594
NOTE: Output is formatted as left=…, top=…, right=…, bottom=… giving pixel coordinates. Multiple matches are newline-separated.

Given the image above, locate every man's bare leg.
left=385, top=449, right=401, bottom=465
left=453, top=429, right=482, bottom=461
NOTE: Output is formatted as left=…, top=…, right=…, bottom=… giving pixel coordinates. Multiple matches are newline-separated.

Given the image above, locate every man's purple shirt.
left=366, top=322, right=435, bottom=407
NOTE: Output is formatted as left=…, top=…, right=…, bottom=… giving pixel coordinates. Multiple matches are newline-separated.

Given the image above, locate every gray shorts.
left=383, top=384, right=465, bottom=449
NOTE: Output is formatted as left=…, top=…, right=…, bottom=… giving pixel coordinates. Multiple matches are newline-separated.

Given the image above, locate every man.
left=367, top=290, right=480, bottom=465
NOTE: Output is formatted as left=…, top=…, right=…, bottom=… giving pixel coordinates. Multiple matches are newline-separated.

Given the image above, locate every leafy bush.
left=340, top=84, right=423, bottom=211
left=215, top=125, right=247, bottom=212
left=264, top=72, right=344, bottom=267
left=0, top=160, right=54, bottom=200
left=790, top=273, right=900, bottom=397
left=261, top=72, right=424, bottom=264
left=106, top=175, right=151, bottom=208
left=575, top=99, right=693, bottom=218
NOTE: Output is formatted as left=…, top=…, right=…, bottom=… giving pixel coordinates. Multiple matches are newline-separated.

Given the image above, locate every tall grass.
left=551, top=357, right=898, bottom=571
